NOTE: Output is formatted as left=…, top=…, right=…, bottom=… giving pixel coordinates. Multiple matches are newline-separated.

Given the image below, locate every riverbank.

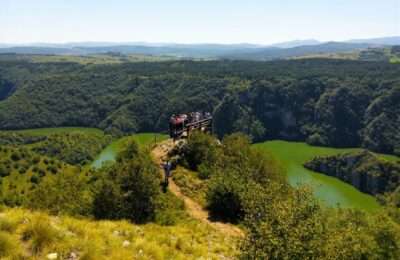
left=253, top=140, right=393, bottom=211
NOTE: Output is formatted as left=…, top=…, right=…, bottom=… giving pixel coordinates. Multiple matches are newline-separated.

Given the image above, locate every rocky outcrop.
left=304, top=150, right=400, bottom=195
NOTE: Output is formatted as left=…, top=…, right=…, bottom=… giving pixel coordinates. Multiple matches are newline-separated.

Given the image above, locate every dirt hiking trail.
left=151, top=139, right=244, bottom=238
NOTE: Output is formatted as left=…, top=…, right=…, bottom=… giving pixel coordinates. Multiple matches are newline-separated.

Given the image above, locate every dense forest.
left=0, top=57, right=399, bottom=155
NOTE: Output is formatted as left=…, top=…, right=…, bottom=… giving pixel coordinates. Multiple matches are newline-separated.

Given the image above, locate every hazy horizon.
left=1, top=36, right=399, bottom=47
left=1, top=0, right=399, bottom=45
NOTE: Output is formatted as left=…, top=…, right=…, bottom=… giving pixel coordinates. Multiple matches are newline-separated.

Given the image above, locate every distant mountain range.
left=0, top=36, right=399, bottom=61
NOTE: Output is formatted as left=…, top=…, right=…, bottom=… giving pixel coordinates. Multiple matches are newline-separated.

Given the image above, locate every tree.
left=27, top=171, right=91, bottom=216
left=93, top=141, right=161, bottom=223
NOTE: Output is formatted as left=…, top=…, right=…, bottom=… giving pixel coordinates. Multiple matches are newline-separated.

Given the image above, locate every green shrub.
left=30, top=174, right=40, bottom=184
left=206, top=173, right=246, bottom=222
left=0, top=231, right=19, bottom=257
left=240, top=186, right=326, bottom=259
left=0, top=165, right=10, bottom=177
left=27, top=171, right=91, bottom=216
left=92, top=178, right=122, bottom=220
left=22, top=214, right=60, bottom=254
left=32, top=156, right=41, bottom=164
left=18, top=166, right=27, bottom=174
left=93, top=141, right=161, bottom=223
left=0, top=218, right=16, bottom=232
left=181, top=131, right=221, bottom=175
left=10, top=152, right=20, bottom=161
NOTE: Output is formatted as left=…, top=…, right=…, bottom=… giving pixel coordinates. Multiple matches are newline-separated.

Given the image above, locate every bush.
left=0, top=217, right=16, bottom=233
left=22, top=214, right=60, bottom=254
left=10, top=152, right=20, bottom=161
left=0, top=231, right=19, bottom=257
left=27, top=171, right=91, bottom=216
left=240, top=186, right=326, bottom=259
left=92, top=178, right=122, bottom=220
left=206, top=173, right=246, bottom=222
left=93, top=141, right=162, bottom=223
left=32, top=156, right=41, bottom=164
left=306, top=132, right=327, bottom=146
left=0, top=165, right=10, bottom=177
left=30, top=174, right=40, bottom=184
left=18, top=166, right=27, bottom=174
left=181, top=131, right=221, bottom=175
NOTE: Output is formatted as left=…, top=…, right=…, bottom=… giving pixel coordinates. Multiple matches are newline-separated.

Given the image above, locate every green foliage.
left=27, top=170, right=92, bottom=216
left=180, top=131, right=221, bottom=178
left=241, top=185, right=326, bottom=259
left=0, top=145, right=78, bottom=207
left=178, top=133, right=285, bottom=223
left=362, top=86, right=400, bottom=155
left=241, top=185, right=400, bottom=259
left=381, top=187, right=400, bottom=224
left=206, top=172, right=247, bottom=222
left=93, top=141, right=162, bottom=223
left=0, top=231, right=20, bottom=257
left=31, top=131, right=112, bottom=165
left=172, top=166, right=208, bottom=206
left=1, top=59, right=399, bottom=154
left=154, top=191, right=186, bottom=226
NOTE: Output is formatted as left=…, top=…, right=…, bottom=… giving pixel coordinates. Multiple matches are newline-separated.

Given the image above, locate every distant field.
left=390, top=56, right=400, bottom=63
left=290, top=51, right=359, bottom=60
left=0, top=127, right=105, bottom=136
left=3, top=54, right=182, bottom=64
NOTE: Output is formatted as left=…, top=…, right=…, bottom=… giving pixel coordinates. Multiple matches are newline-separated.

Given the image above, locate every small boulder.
left=122, top=240, right=131, bottom=247
left=47, top=253, right=58, bottom=260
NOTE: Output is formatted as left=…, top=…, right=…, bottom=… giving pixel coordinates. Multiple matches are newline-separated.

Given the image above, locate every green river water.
left=90, top=132, right=397, bottom=212
left=254, top=140, right=399, bottom=211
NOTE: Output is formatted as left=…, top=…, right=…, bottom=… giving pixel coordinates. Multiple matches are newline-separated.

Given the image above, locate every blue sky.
left=1, top=0, right=399, bottom=44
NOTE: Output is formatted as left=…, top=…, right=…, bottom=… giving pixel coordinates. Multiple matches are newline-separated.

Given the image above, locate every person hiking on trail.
left=163, top=161, right=172, bottom=186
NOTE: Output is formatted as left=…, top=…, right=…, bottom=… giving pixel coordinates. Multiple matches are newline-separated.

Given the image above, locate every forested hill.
left=0, top=58, right=399, bottom=155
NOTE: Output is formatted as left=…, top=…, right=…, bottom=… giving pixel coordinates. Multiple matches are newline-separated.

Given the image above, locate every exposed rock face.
left=304, top=150, right=400, bottom=195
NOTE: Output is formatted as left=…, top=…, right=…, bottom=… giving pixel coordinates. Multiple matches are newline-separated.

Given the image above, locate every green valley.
left=0, top=57, right=399, bottom=259
left=2, top=1, right=400, bottom=258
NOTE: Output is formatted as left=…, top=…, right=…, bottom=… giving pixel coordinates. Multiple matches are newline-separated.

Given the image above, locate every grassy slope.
left=0, top=207, right=237, bottom=259
left=0, top=130, right=237, bottom=259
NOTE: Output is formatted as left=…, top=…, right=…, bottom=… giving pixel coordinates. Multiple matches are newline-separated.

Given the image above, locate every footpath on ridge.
left=151, top=139, right=244, bottom=238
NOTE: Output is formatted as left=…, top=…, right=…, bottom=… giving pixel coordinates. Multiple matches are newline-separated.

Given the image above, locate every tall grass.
left=0, top=208, right=238, bottom=259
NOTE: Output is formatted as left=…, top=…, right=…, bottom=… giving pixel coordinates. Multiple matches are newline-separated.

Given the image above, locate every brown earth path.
left=151, top=139, right=244, bottom=238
